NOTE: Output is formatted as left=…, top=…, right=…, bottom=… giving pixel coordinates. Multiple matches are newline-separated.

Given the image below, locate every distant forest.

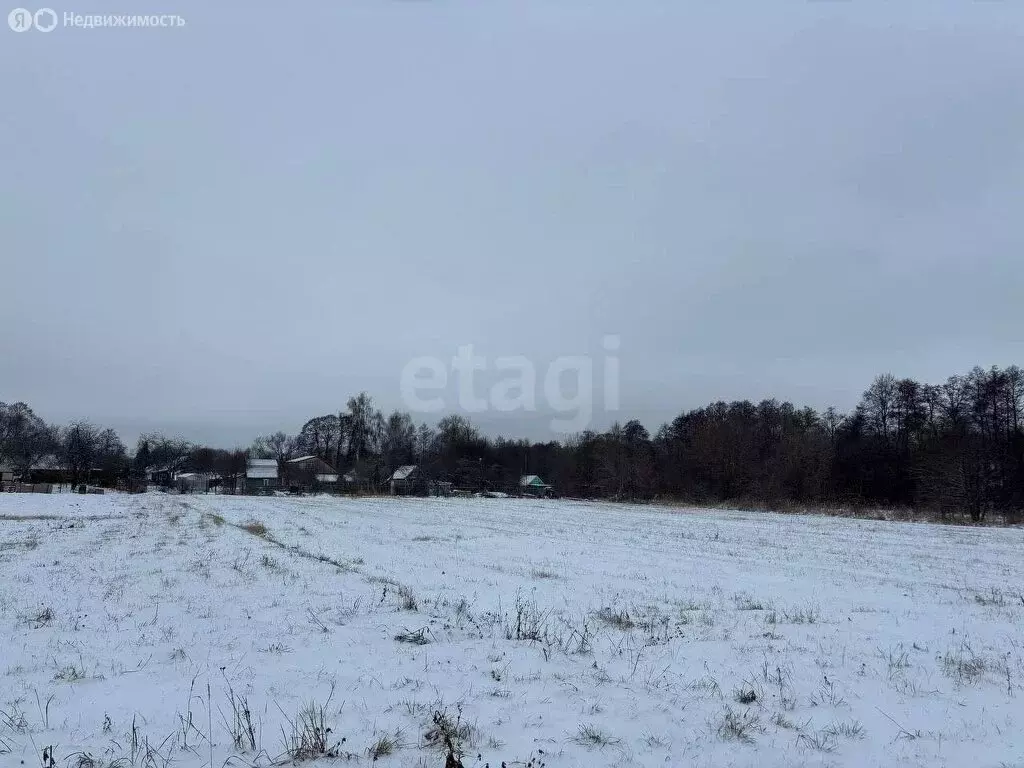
left=3, top=364, right=1023, bottom=524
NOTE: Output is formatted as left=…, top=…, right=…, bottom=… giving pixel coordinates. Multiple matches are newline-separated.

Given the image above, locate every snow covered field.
left=1, top=493, right=1023, bottom=768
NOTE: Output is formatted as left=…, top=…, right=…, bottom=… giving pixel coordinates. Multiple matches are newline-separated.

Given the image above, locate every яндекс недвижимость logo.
left=7, top=8, right=184, bottom=31
left=8, top=7, right=57, bottom=31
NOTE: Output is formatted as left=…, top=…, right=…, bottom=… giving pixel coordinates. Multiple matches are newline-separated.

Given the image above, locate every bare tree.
left=822, top=407, right=845, bottom=446
left=141, top=433, right=193, bottom=476
left=296, top=415, right=342, bottom=463
left=863, top=374, right=897, bottom=442
left=214, top=449, right=248, bottom=492
left=382, top=411, right=416, bottom=470
left=345, top=392, right=378, bottom=464
left=95, top=428, right=127, bottom=479
left=415, top=423, right=436, bottom=463
left=252, top=431, right=296, bottom=481
left=60, top=420, right=99, bottom=487
left=0, top=402, right=55, bottom=478
left=265, top=431, right=296, bottom=461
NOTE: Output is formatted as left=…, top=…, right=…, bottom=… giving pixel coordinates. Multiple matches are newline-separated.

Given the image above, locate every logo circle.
left=34, top=7, right=56, bottom=31
left=8, top=7, right=33, bottom=31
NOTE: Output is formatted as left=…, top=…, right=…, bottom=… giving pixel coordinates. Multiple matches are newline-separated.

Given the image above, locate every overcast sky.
left=2, top=1, right=1023, bottom=447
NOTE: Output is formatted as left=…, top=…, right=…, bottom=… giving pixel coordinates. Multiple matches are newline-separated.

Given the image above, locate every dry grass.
left=733, top=684, right=758, bottom=705
left=595, top=607, right=635, bottom=630
left=394, top=627, right=431, bottom=645
left=395, top=584, right=418, bottom=611
left=797, top=729, right=838, bottom=753
left=530, top=568, right=558, bottom=580
left=569, top=723, right=620, bottom=749
left=240, top=521, right=268, bottom=538
left=279, top=688, right=346, bottom=761
left=366, top=730, right=403, bottom=761
left=940, top=642, right=1002, bottom=686
left=714, top=707, right=763, bottom=743
left=29, top=606, right=54, bottom=628
left=423, top=706, right=474, bottom=755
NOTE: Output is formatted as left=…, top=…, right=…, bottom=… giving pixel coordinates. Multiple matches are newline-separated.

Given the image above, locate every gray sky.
left=2, top=1, right=1023, bottom=447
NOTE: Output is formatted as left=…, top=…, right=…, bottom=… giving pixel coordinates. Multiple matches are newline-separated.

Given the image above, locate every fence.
left=0, top=482, right=54, bottom=494
left=0, top=483, right=106, bottom=494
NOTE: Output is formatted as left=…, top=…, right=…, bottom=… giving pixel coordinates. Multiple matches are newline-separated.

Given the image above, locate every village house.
left=146, top=466, right=175, bottom=487
left=285, top=455, right=339, bottom=492
left=238, top=458, right=278, bottom=493
left=389, top=465, right=424, bottom=495
left=519, top=474, right=553, bottom=498
left=175, top=472, right=217, bottom=494
left=29, top=457, right=70, bottom=486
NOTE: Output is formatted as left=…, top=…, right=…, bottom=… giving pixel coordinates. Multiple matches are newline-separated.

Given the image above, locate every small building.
left=30, top=457, right=70, bottom=486
left=389, top=465, right=424, bottom=495
left=146, top=466, right=175, bottom=488
left=240, top=458, right=278, bottom=494
left=175, top=472, right=216, bottom=494
left=519, top=474, right=553, bottom=498
left=285, top=455, right=338, bottom=492
left=0, top=464, right=15, bottom=485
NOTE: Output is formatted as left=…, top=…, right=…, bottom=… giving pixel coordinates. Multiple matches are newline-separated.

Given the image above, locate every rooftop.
left=391, top=465, right=418, bottom=481
left=520, top=475, right=550, bottom=487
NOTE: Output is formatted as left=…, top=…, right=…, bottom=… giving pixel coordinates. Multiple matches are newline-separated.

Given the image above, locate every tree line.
left=2, top=364, right=1022, bottom=522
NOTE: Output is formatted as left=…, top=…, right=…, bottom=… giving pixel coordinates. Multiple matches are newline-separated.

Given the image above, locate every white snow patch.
left=1, top=493, right=1023, bottom=767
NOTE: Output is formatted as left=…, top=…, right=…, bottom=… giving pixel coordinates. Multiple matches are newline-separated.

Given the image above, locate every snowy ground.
left=1, top=493, right=1023, bottom=768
